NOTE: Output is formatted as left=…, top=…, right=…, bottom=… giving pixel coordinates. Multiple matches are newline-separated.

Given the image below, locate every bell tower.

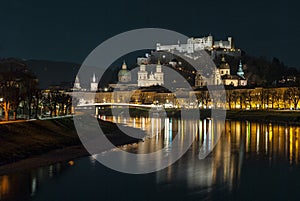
left=90, top=73, right=98, bottom=91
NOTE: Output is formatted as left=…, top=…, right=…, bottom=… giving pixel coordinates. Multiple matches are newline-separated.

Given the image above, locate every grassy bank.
left=0, top=117, right=142, bottom=166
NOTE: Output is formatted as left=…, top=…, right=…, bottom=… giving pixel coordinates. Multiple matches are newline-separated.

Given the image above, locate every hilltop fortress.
left=156, top=35, right=241, bottom=57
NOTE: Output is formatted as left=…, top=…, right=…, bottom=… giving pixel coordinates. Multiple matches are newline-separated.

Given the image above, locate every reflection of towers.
left=90, top=73, right=98, bottom=91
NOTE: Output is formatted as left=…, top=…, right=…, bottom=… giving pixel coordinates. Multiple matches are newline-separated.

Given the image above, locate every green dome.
left=118, top=69, right=129, bottom=76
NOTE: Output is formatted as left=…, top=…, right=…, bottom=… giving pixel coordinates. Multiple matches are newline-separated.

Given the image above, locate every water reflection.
left=1, top=117, right=300, bottom=200
left=101, top=116, right=300, bottom=189
left=0, top=162, right=69, bottom=200
left=102, top=116, right=300, bottom=187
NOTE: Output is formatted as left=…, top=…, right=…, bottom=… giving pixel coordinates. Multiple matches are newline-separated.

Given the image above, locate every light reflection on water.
left=0, top=117, right=300, bottom=200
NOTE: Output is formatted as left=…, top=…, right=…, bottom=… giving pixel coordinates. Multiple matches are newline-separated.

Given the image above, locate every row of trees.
left=225, top=87, right=300, bottom=110
left=106, top=85, right=300, bottom=110
left=0, top=59, right=73, bottom=121
left=195, top=87, right=300, bottom=110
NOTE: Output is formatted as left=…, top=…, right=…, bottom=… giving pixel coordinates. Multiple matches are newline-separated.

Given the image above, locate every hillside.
left=24, top=59, right=80, bottom=89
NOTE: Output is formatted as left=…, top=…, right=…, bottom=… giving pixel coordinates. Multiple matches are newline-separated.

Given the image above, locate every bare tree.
left=285, top=87, right=300, bottom=109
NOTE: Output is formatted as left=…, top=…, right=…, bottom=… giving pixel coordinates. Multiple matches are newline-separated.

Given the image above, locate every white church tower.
left=73, top=75, right=81, bottom=90
left=137, top=63, right=148, bottom=87
left=137, top=61, right=164, bottom=87
left=90, top=73, right=98, bottom=91
left=154, top=60, right=164, bottom=85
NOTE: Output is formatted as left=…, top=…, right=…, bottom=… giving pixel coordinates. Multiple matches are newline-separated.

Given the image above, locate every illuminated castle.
left=156, top=35, right=234, bottom=53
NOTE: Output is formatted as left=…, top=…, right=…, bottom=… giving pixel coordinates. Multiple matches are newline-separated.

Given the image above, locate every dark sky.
left=0, top=0, right=299, bottom=68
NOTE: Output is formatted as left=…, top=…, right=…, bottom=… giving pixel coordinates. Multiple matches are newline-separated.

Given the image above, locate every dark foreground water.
left=1, top=116, right=300, bottom=201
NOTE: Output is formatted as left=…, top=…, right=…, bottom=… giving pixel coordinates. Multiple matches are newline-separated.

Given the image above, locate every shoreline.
left=99, top=108, right=300, bottom=124
left=225, top=110, right=300, bottom=125
left=0, top=116, right=142, bottom=175
left=0, top=145, right=88, bottom=175
left=1, top=110, right=300, bottom=175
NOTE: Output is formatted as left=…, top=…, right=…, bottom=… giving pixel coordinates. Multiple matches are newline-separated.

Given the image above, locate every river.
left=1, top=116, right=300, bottom=201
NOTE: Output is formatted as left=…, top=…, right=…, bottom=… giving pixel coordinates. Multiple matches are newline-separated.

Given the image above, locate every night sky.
left=0, top=0, right=299, bottom=68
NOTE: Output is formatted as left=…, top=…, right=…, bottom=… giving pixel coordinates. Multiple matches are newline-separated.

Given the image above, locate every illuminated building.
left=137, top=60, right=164, bottom=87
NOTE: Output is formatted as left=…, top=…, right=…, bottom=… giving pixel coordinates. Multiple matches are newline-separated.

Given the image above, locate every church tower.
left=195, top=71, right=207, bottom=87
left=237, top=60, right=245, bottom=78
left=137, top=63, right=148, bottom=87
left=154, top=60, right=164, bottom=85
left=212, top=68, right=222, bottom=85
left=74, top=75, right=81, bottom=90
left=219, top=56, right=231, bottom=76
left=90, top=73, right=98, bottom=91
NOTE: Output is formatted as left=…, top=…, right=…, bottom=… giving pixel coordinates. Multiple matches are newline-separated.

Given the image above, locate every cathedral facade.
left=137, top=61, right=164, bottom=87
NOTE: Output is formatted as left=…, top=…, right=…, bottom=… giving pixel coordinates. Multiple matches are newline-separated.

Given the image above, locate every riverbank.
left=226, top=110, right=300, bottom=125
left=98, top=107, right=300, bottom=124
left=0, top=116, right=142, bottom=174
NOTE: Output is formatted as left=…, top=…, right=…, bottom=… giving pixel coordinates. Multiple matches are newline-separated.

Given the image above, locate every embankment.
left=226, top=110, right=300, bottom=124
left=0, top=117, right=142, bottom=167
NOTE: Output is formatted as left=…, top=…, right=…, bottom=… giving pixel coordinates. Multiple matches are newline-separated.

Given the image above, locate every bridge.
left=76, top=102, right=165, bottom=116
left=77, top=102, right=163, bottom=108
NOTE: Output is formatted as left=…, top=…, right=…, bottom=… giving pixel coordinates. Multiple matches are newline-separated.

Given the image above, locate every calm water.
left=1, top=116, right=300, bottom=201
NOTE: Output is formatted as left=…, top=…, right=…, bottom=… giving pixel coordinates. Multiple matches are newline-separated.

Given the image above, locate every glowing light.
left=0, top=175, right=10, bottom=197
left=290, top=127, right=293, bottom=163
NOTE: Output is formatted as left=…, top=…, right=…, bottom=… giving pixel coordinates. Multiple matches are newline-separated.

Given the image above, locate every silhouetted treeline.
left=215, top=54, right=299, bottom=86
left=0, top=58, right=73, bottom=121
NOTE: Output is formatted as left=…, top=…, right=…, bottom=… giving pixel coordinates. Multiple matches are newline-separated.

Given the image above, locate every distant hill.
left=2, top=52, right=298, bottom=90
left=24, top=60, right=80, bottom=89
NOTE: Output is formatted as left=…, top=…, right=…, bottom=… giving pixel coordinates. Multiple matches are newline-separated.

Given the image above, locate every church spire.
left=122, top=60, right=127, bottom=70
left=156, top=59, right=162, bottom=73
left=221, top=55, right=226, bottom=63
left=237, top=60, right=245, bottom=78
left=74, top=75, right=81, bottom=90
left=75, top=75, right=80, bottom=83
left=92, top=73, right=96, bottom=83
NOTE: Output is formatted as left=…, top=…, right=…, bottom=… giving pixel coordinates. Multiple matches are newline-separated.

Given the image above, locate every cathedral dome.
left=219, top=62, right=230, bottom=69
left=219, top=56, right=230, bottom=69
left=118, top=61, right=131, bottom=83
left=118, top=69, right=129, bottom=76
